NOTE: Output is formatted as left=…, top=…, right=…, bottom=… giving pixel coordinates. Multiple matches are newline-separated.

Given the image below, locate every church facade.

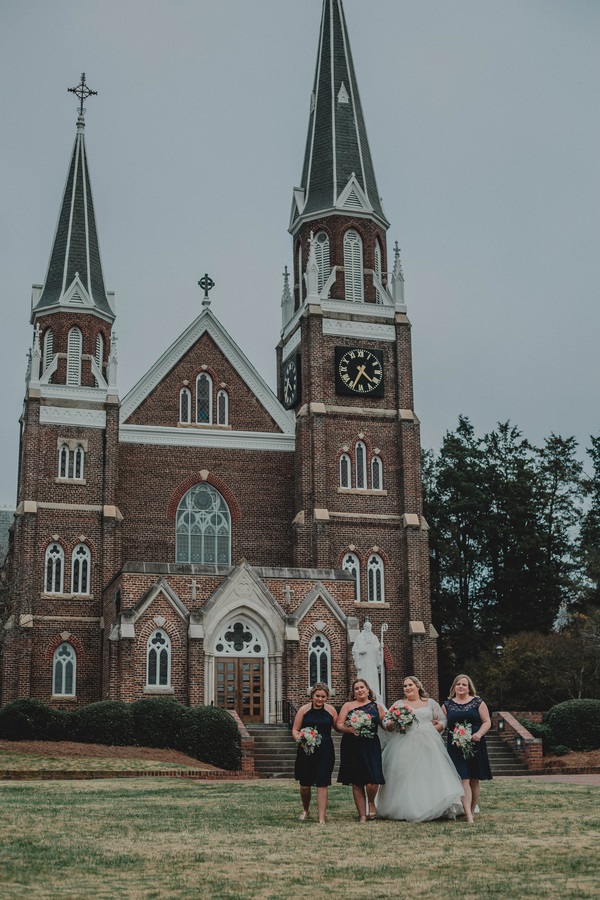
left=1, top=0, right=437, bottom=722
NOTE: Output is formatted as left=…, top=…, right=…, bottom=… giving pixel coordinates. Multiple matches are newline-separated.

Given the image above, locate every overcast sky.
left=1, top=0, right=599, bottom=507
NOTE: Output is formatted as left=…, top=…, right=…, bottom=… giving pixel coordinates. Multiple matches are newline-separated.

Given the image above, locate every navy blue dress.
left=337, top=700, right=385, bottom=786
left=444, top=697, right=493, bottom=781
left=294, top=705, right=335, bottom=787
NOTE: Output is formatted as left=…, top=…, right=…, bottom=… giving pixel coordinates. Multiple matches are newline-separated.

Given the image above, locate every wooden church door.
left=215, top=658, right=264, bottom=722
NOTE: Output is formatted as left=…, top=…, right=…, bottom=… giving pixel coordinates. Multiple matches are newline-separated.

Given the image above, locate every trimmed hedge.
left=179, top=705, right=241, bottom=771
left=0, top=698, right=68, bottom=741
left=543, top=700, right=600, bottom=752
left=70, top=701, right=136, bottom=747
left=0, top=697, right=242, bottom=769
left=130, top=697, right=186, bottom=749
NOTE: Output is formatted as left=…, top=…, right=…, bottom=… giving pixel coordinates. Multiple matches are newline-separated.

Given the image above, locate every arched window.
left=147, top=629, right=171, bottom=687
left=308, top=633, right=331, bottom=687
left=344, top=229, right=364, bottom=302
left=314, top=231, right=331, bottom=292
left=95, top=333, right=104, bottom=385
left=66, top=327, right=82, bottom=386
left=367, top=554, right=385, bottom=603
left=71, top=543, right=91, bottom=595
left=53, top=642, right=76, bottom=696
left=43, top=329, right=54, bottom=373
left=339, top=453, right=351, bottom=489
left=342, top=552, right=361, bottom=603
left=176, top=483, right=231, bottom=565
left=217, top=389, right=229, bottom=425
left=58, top=443, right=70, bottom=478
left=73, top=444, right=85, bottom=480
left=196, top=373, right=213, bottom=424
left=374, top=239, right=383, bottom=304
left=371, top=455, right=383, bottom=491
left=355, top=441, right=367, bottom=489
left=179, top=387, right=191, bottom=423
left=45, top=543, right=64, bottom=594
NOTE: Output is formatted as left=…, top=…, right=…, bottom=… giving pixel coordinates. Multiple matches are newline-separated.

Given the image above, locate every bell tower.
left=278, top=0, right=437, bottom=694
left=2, top=76, right=121, bottom=706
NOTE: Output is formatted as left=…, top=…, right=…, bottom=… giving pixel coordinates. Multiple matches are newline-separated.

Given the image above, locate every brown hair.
left=350, top=679, right=375, bottom=702
left=309, top=682, right=331, bottom=699
left=449, top=674, right=477, bottom=698
left=403, top=675, right=428, bottom=700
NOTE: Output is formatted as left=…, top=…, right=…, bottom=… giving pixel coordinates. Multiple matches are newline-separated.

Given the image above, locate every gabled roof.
left=291, top=0, right=389, bottom=233
left=120, top=306, right=295, bottom=434
left=33, top=116, right=114, bottom=320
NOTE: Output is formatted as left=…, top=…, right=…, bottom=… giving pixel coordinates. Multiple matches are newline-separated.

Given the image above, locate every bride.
left=376, top=675, right=464, bottom=822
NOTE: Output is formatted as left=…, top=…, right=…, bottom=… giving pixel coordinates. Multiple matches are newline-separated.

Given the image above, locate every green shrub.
left=130, top=697, right=186, bottom=749
left=70, top=700, right=135, bottom=746
left=179, top=706, right=241, bottom=770
left=0, top=698, right=68, bottom=741
left=543, top=699, right=600, bottom=752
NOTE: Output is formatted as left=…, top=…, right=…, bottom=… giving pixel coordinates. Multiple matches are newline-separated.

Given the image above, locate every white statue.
left=352, top=620, right=382, bottom=701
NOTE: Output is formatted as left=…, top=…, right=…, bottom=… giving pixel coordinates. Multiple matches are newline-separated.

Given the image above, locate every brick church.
left=1, top=0, right=437, bottom=722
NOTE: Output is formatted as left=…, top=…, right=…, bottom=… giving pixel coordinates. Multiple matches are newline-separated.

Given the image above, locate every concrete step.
left=246, top=724, right=529, bottom=778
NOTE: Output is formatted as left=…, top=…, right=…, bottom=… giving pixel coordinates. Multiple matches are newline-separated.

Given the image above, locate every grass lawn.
left=0, top=778, right=598, bottom=899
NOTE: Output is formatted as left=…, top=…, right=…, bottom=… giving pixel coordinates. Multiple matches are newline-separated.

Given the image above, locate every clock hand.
left=352, top=364, right=374, bottom=388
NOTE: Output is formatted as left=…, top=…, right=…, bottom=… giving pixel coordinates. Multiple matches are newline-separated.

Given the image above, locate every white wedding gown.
left=376, top=699, right=464, bottom=822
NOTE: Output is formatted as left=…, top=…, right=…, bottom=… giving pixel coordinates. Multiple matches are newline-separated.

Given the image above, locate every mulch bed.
left=0, top=739, right=216, bottom=769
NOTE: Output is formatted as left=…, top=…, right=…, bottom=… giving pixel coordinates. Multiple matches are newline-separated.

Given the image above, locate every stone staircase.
left=246, top=724, right=342, bottom=779
left=485, top=729, right=529, bottom=776
left=246, top=724, right=528, bottom=778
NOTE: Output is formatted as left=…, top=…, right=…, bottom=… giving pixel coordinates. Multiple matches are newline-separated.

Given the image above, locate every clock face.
left=335, top=346, right=384, bottom=397
left=282, top=354, right=300, bottom=408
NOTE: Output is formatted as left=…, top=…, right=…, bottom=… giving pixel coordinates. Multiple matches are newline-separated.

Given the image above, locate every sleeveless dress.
left=337, top=700, right=385, bottom=786
left=376, top=699, right=464, bottom=822
left=294, top=705, right=335, bottom=787
left=444, top=696, right=493, bottom=781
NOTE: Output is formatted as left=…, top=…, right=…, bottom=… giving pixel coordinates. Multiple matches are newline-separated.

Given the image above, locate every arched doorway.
left=212, top=617, right=268, bottom=723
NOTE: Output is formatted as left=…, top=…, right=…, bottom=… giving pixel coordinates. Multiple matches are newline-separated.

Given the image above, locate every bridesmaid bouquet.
left=345, top=709, right=375, bottom=738
left=296, top=726, right=322, bottom=755
left=451, top=722, right=477, bottom=758
left=382, top=702, right=419, bottom=733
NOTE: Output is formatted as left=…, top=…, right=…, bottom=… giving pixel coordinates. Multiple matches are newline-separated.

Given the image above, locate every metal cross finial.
left=68, top=73, right=98, bottom=117
left=198, top=273, right=215, bottom=307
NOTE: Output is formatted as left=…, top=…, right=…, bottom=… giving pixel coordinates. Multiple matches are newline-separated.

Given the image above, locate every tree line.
left=423, top=416, right=600, bottom=707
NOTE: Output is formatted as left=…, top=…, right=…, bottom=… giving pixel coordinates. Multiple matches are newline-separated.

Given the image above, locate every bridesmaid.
left=292, top=682, right=338, bottom=824
left=336, top=679, right=386, bottom=822
left=442, top=674, right=492, bottom=823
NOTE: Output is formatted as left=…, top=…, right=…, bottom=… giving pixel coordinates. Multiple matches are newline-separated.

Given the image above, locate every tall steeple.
left=33, top=74, right=114, bottom=321
left=290, top=0, right=389, bottom=234
left=288, top=1, right=392, bottom=312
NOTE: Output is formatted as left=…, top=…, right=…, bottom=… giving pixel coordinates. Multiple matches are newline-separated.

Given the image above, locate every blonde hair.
left=350, top=679, right=375, bottom=702
left=309, top=682, right=331, bottom=699
left=403, top=675, right=428, bottom=700
left=449, top=674, right=477, bottom=698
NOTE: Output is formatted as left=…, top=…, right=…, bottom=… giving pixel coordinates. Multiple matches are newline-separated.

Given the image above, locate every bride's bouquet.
left=382, top=702, right=419, bottom=734
left=345, top=709, right=375, bottom=738
left=296, top=726, right=322, bottom=755
left=451, top=722, right=477, bottom=758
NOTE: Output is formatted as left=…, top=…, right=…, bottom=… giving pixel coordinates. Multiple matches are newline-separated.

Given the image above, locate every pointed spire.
left=292, top=0, right=389, bottom=232
left=281, top=265, right=293, bottom=326
left=391, top=241, right=406, bottom=310
left=33, top=76, right=113, bottom=320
